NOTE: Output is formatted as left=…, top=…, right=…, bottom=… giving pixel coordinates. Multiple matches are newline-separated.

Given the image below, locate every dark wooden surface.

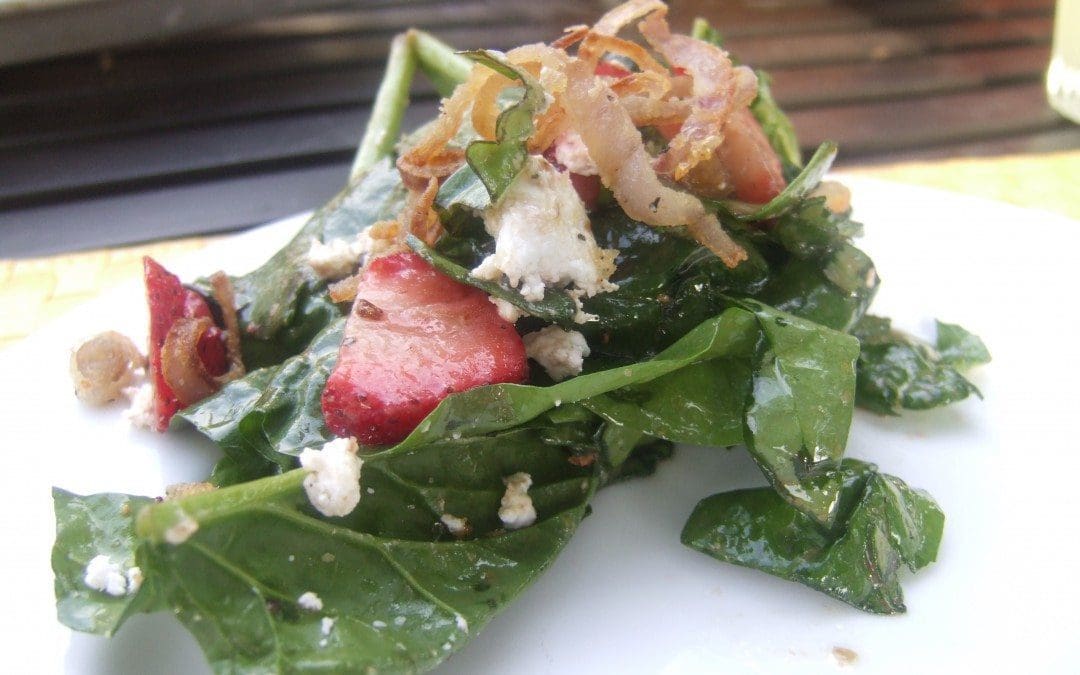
left=1, top=0, right=1076, bottom=257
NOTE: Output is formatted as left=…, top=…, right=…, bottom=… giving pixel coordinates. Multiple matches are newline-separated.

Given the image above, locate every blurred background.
left=0, top=0, right=1077, bottom=259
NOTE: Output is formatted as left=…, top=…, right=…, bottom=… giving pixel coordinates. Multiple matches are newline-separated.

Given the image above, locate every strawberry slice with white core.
left=143, top=257, right=228, bottom=431
left=322, top=252, right=528, bottom=446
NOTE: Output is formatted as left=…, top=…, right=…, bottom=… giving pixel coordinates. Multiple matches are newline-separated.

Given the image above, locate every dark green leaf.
left=750, top=70, right=802, bottom=168
left=224, top=159, right=406, bottom=368
left=461, top=50, right=545, bottom=201
left=59, top=430, right=596, bottom=674
left=935, top=320, right=992, bottom=369
left=52, top=489, right=161, bottom=635
left=735, top=299, right=860, bottom=526
left=435, top=162, right=493, bottom=212
left=853, top=315, right=986, bottom=415
left=386, top=307, right=763, bottom=456
left=179, top=319, right=345, bottom=473
left=406, top=234, right=579, bottom=325
left=583, top=358, right=753, bottom=449
left=681, top=459, right=944, bottom=614
left=760, top=242, right=879, bottom=332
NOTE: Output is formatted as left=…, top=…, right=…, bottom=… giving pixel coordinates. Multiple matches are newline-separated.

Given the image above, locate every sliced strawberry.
left=657, top=109, right=785, bottom=204
left=144, top=257, right=228, bottom=431
left=594, top=60, right=632, bottom=79
left=322, top=252, right=528, bottom=446
left=715, top=108, right=786, bottom=204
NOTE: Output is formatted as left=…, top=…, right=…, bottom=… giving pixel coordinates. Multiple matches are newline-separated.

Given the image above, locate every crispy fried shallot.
left=592, top=0, right=666, bottom=36
left=561, top=58, right=746, bottom=266
left=639, top=9, right=757, bottom=180
left=70, top=331, right=145, bottom=405
left=160, top=274, right=245, bottom=407
left=402, top=177, right=443, bottom=245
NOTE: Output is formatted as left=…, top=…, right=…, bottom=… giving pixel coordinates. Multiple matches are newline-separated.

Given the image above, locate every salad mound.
left=53, top=2, right=990, bottom=673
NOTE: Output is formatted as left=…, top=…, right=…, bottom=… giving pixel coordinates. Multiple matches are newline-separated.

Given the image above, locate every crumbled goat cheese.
left=83, top=555, right=130, bottom=596
left=553, top=130, right=599, bottom=176
left=498, top=472, right=537, bottom=530
left=489, top=297, right=525, bottom=324
left=299, top=437, right=363, bottom=517
left=164, top=512, right=199, bottom=544
left=126, top=566, right=144, bottom=594
left=472, top=156, right=617, bottom=306
left=455, top=613, right=469, bottom=633
left=321, top=617, right=336, bottom=635
left=307, top=237, right=363, bottom=280
left=298, top=591, right=323, bottom=611
left=122, top=382, right=155, bottom=429
left=522, top=327, right=590, bottom=381
left=440, top=513, right=471, bottom=538
left=307, top=229, right=402, bottom=280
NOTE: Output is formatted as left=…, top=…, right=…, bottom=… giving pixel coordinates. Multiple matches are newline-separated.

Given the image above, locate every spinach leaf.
left=406, top=235, right=579, bottom=325
left=461, top=50, right=545, bottom=201
left=935, top=320, right=992, bottom=369
left=224, top=159, right=406, bottom=368
left=750, top=70, right=802, bottom=169
left=52, top=490, right=161, bottom=635
left=735, top=299, right=860, bottom=526
left=435, top=162, right=492, bottom=212
left=682, top=459, right=943, bottom=614
left=582, top=358, right=753, bottom=449
left=55, top=431, right=596, bottom=674
left=853, top=315, right=988, bottom=415
left=737, top=142, right=838, bottom=221
left=385, top=307, right=763, bottom=457
left=179, top=318, right=344, bottom=479
left=760, top=242, right=879, bottom=333
left=184, top=304, right=764, bottom=473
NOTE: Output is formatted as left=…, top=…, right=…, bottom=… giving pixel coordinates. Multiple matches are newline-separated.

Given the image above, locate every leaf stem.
left=136, top=469, right=308, bottom=544
left=412, top=30, right=473, bottom=97
left=350, top=30, right=472, bottom=180
left=351, top=32, right=418, bottom=179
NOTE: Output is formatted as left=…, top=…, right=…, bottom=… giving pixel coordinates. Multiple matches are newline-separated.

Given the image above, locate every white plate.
left=2, top=177, right=1078, bottom=673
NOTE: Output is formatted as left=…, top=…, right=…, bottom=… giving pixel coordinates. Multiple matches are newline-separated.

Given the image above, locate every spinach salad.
left=53, top=2, right=989, bottom=672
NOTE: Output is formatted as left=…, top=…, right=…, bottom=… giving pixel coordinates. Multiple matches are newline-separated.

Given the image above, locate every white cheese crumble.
left=307, top=228, right=402, bottom=280
left=321, top=616, right=336, bottom=635
left=522, top=327, right=590, bottom=381
left=455, top=613, right=469, bottom=633
left=439, top=513, right=471, bottom=538
left=307, top=237, right=363, bottom=280
left=298, top=591, right=323, bottom=611
left=489, top=296, right=525, bottom=324
left=164, top=512, right=199, bottom=544
left=83, top=555, right=129, bottom=596
left=553, top=130, right=599, bottom=176
left=122, top=381, right=156, bottom=430
left=498, top=472, right=537, bottom=530
left=125, top=566, right=144, bottom=593
left=472, top=156, right=617, bottom=308
left=299, top=437, right=363, bottom=517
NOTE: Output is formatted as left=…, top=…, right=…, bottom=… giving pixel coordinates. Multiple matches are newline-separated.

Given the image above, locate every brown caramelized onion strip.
left=160, top=317, right=220, bottom=406
left=561, top=57, right=745, bottom=267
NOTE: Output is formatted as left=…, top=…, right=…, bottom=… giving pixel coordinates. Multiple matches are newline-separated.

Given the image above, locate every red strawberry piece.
left=143, top=257, right=228, bottom=431
left=322, top=252, right=528, bottom=446
left=714, top=108, right=786, bottom=204
left=594, top=60, right=632, bottom=79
